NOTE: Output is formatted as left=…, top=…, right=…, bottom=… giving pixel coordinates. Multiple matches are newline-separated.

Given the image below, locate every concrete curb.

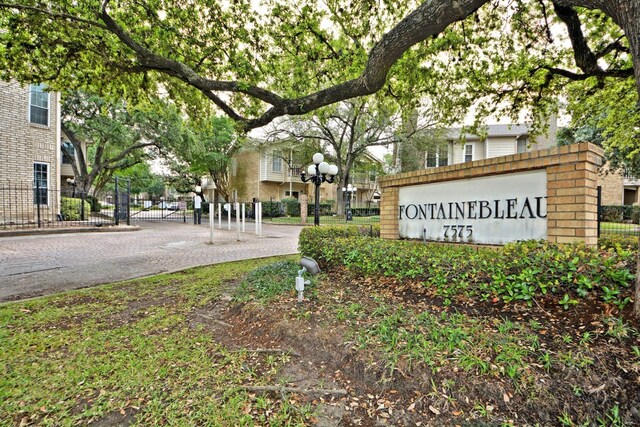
left=0, top=224, right=141, bottom=238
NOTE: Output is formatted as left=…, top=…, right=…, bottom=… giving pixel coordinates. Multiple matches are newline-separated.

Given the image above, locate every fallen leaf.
left=429, top=405, right=441, bottom=415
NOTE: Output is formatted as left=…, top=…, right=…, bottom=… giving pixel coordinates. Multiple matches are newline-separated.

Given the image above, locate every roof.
left=447, top=124, right=531, bottom=140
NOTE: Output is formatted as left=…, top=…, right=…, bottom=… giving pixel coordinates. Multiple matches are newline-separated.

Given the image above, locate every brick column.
left=380, top=186, right=399, bottom=240
left=546, top=143, right=601, bottom=245
left=300, top=194, right=308, bottom=225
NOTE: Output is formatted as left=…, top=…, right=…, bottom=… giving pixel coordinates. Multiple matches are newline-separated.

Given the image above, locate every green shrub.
left=601, top=205, right=625, bottom=223
left=299, top=225, right=380, bottom=263
left=60, top=197, right=91, bottom=220
left=306, top=201, right=334, bottom=216
left=599, top=234, right=638, bottom=252
left=601, top=205, right=640, bottom=223
left=234, top=260, right=303, bottom=302
left=631, top=206, right=640, bottom=224
left=85, top=195, right=101, bottom=212
left=282, top=197, right=300, bottom=216
left=261, top=201, right=283, bottom=218
left=300, top=235, right=635, bottom=309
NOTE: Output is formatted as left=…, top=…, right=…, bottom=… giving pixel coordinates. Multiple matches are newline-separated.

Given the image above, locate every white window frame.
left=516, top=136, right=528, bottom=154
left=33, top=162, right=49, bottom=205
left=271, top=150, right=282, bottom=172
left=61, top=141, right=75, bottom=165
left=29, top=84, right=50, bottom=127
left=464, top=144, right=474, bottom=163
left=425, top=144, right=449, bottom=168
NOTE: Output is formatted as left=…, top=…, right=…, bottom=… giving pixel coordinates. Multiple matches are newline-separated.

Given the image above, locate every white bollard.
left=209, top=203, right=214, bottom=243
left=258, top=202, right=263, bottom=236
left=218, top=203, right=222, bottom=229
left=227, top=203, right=231, bottom=230
left=242, top=203, right=246, bottom=233
left=235, top=202, right=240, bottom=241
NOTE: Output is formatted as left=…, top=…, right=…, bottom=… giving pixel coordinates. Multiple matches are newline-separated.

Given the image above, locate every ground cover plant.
left=300, top=227, right=636, bottom=310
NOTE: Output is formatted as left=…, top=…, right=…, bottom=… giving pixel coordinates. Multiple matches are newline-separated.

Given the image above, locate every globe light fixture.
left=300, top=152, right=338, bottom=226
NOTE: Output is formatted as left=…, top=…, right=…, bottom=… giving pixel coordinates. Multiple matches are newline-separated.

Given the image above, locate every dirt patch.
left=186, top=267, right=640, bottom=426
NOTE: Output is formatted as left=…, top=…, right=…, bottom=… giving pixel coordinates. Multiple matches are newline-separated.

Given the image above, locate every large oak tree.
left=0, top=1, right=638, bottom=132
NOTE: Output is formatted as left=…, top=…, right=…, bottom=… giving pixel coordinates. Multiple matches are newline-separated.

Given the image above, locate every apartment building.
left=0, top=80, right=61, bottom=223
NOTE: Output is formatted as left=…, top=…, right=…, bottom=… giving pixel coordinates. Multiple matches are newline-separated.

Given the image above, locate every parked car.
left=167, top=202, right=180, bottom=210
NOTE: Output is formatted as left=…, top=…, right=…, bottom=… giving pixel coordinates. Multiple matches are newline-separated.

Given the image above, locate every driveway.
left=0, top=222, right=302, bottom=302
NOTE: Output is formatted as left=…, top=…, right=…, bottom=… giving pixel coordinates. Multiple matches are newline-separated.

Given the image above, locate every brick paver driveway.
left=0, top=222, right=302, bottom=302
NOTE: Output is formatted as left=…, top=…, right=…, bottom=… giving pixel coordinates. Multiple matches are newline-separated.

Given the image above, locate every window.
left=285, top=191, right=299, bottom=199
left=61, top=142, right=75, bottom=164
left=271, top=150, right=282, bottom=172
left=33, top=163, right=49, bottom=205
left=29, top=84, right=49, bottom=126
left=231, top=158, right=238, bottom=177
left=464, top=144, right=473, bottom=162
left=425, top=144, right=449, bottom=168
left=517, top=136, right=528, bottom=154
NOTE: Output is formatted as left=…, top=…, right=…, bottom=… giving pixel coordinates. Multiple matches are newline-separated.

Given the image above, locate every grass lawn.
left=0, top=255, right=311, bottom=426
left=600, top=222, right=640, bottom=235
left=2, top=253, right=639, bottom=426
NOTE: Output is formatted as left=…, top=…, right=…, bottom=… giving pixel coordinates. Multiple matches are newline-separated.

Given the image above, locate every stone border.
left=379, top=142, right=604, bottom=245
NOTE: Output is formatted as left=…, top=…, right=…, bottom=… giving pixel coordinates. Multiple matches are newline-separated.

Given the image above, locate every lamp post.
left=66, top=177, right=77, bottom=198
left=300, top=152, right=338, bottom=226
left=342, top=183, right=357, bottom=221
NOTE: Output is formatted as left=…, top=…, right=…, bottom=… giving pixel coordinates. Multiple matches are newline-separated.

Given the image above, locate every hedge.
left=299, top=228, right=635, bottom=309
left=60, top=197, right=92, bottom=221
left=282, top=197, right=300, bottom=216
left=299, top=225, right=380, bottom=263
left=601, top=205, right=640, bottom=224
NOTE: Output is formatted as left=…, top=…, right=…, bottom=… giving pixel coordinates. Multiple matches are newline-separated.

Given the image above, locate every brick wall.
left=379, top=142, right=603, bottom=246
left=0, top=80, right=60, bottom=223
left=597, top=165, right=624, bottom=205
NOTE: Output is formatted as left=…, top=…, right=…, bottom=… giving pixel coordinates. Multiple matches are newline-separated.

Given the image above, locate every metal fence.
left=0, top=184, right=116, bottom=230
left=258, top=198, right=380, bottom=225
left=597, top=186, right=640, bottom=237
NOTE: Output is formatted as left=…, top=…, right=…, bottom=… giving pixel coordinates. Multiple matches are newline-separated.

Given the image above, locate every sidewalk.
left=0, top=221, right=302, bottom=302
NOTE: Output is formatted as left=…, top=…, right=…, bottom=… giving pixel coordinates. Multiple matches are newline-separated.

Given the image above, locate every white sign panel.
left=398, top=170, right=547, bottom=245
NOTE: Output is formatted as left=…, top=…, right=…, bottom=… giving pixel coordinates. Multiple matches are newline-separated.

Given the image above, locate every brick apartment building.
left=0, top=80, right=61, bottom=222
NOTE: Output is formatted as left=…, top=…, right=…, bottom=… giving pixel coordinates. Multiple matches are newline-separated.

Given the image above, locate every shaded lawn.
left=0, top=255, right=310, bottom=427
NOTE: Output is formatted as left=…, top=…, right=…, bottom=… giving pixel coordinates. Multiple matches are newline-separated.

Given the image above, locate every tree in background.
left=61, top=92, right=186, bottom=196
left=267, top=98, right=400, bottom=215
left=165, top=115, right=240, bottom=201
left=102, top=163, right=165, bottom=201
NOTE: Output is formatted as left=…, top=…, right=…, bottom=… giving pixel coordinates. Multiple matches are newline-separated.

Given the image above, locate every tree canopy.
left=266, top=97, right=401, bottom=213
left=62, top=92, right=185, bottom=195
left=165, top=115, right=240, bottom=200
left=0, top=0, right=638, bottom=139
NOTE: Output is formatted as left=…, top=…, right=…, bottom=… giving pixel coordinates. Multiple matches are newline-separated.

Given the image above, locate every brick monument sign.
left=379, top=143, right=603, bottom=246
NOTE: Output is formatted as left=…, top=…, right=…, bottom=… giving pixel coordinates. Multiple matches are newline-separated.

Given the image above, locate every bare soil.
left=194, top=268, right=640, bottom=426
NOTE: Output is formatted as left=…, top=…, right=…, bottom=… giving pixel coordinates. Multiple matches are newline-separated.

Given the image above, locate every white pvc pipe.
left=242, top=203, right=246, bottom=233
left=209, top=203, right=214, bottom=243
left=235, top=202, right=240, bottom=241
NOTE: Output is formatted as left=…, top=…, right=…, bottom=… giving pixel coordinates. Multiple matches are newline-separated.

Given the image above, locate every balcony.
left=623, top=172, right=640, bottom=187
